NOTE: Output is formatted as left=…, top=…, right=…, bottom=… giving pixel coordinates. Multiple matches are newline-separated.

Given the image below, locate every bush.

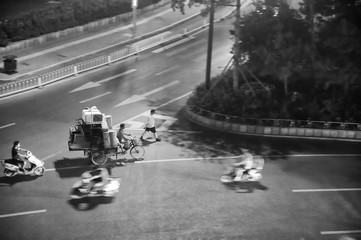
left=0, top=0, right=162, bottom=47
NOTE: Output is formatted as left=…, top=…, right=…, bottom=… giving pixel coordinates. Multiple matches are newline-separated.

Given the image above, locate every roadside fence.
left=0, top=1, right=238, bottom=98
left=187, top=105, right=361, bottom=141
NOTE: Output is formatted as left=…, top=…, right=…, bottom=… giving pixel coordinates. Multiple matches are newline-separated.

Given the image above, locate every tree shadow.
left=139, top=138, right=157, bottom=147
left=68, top=196, right=115, bottom=211
left=0, top=175, right=40, bottom=187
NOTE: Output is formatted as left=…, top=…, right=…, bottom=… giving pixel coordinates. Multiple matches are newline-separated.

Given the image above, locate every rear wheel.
left=91, top=152, right=107, bottom=165
left=130, top=146, right=145, bottom=159
left=34, top=166, right=45, bottom=176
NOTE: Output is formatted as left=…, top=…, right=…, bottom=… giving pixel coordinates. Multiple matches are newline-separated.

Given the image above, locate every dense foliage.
left=188, top=0, right=361, bottom=122
left=0, top=0, right=161, bottom=47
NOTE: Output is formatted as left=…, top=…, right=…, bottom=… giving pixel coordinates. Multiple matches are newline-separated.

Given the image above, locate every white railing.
left=0, top=5, right=235, bottom=98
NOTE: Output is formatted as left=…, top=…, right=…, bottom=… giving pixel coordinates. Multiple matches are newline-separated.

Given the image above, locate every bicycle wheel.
left=130, top=146, right=145, bottom=159
left=91, top=152, right=107, bottom=165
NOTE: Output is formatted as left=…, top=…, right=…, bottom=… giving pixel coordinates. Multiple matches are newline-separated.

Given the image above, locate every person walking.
left=140, top=109, right=160, bottom=141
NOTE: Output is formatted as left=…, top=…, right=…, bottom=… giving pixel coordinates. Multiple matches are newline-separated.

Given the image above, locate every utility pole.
left=132, top=0, right=138, bottom=38
left=205, top=0, right=215, bottom=89
left=233, top=0, right=240, bottom=90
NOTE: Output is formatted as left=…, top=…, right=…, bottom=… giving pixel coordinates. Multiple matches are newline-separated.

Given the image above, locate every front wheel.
left=130, top=146, right=145, bottom=159
left=220, top=175, right=233, bottom=183
left=4, top=169, right=16, bottom=177
left=91, top=152, right=107, bottom=165
left=34, top=166, right=45, bottom=176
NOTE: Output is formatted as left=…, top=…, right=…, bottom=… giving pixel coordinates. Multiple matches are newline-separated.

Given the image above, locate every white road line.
left=321, top=230, right=361, bottom=235
left=44, top=156, right=240, bottom=172
left=113, top=91, right=192, bottom=127
left=293, top=188, right=361, bottom=193
left=0, top=209, right=47, bottom=219
left=80, top=92, right=111, bottom=103
left=0, top=123, right=16, bottom=129
left=41, top=154, right=58, bottom=161
left=270, top=154, right=361, bottom=158
left=165, top=39, right=206, bottom=57
left=135, top=156, right=237, bottom=164
left=155, top=66, right=177, bottom=75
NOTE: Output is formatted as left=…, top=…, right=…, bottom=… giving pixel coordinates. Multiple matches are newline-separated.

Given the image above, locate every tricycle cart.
left=68, top=106, right=145, bottom=165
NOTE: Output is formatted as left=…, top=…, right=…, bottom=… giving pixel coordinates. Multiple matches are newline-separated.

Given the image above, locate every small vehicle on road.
left=68, top=106, right=145, bottom=165
left=220, top=155, right=265, bottom=184
left=2, top=151, right=45, bottom=177
left=70, top=168, right=120, bottom=199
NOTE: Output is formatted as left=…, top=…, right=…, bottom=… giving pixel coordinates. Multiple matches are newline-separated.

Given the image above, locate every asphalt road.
left=0, top=17, right=361, bottom=240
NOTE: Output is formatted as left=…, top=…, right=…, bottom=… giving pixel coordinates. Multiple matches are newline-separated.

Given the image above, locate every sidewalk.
left=0, top=3, right=206, bottom=83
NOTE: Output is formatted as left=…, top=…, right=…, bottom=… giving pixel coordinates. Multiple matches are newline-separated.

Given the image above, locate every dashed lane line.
left=0, top=209, right=47, bottom=219
left=0, top=123, right=16, bottom=129
left=293, top=188, right=361, bottom=193
left=80, top=91, right=111, bottom=103
left=321, top=230, right=361, bottom=235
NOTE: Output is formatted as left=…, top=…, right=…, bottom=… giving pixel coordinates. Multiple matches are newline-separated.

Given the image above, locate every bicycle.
left=117, top=136, right=145, bottom=160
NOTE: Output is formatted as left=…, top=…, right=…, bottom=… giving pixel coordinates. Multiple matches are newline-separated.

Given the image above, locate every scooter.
left=70, top=175, right=121, bottom=199
left=2, top=151, right=45, bottom=177
left=220, top=156, right=264, bottom=184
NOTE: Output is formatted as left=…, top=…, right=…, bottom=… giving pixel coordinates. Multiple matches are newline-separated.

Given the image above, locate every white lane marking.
left=113, top=91, right=192, bottom=128
left=155, top=66, right=177, bottom=75
left=80, top=91, right=111, bottom=103
left=165, top=39, right=206, bottom=57
left=44, top=155, right=240, bottom=172
left=0, top=123, right=16, bottom=129
left=321, top=230, right=361, bottom=235
left=70, top=69, right=137, bottom=93
left=270, top=154, right=361, bottom=158
left=0, top=209, right=47, bottom=219
left=114, top=80, right=180, bottom=107
left=135, top=156, right=237, bottom=164
left=293, top=188, right=361, bottom=193
left=41, top=153, right=58, bottom=161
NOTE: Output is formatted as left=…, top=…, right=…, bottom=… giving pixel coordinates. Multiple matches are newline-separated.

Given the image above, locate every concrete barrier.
left=185, top=106, right=361, bottom=142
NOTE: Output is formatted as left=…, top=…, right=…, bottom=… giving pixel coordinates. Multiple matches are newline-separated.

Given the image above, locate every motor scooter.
left=70, top=170, right=120, bottom=199
left=220, top=156, right=264, bottom=183
left=2, top=151, right=45, bottom=177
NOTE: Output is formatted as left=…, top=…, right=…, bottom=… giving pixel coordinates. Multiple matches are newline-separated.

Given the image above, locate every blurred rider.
left=232, top=148, right=254, bottom=181
left=11, top=140, right=28, bottom=172
left=80, top=168, right=109, bottom=194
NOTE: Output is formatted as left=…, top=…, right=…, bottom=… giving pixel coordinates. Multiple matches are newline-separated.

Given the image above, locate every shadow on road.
left=68, top=196, right=115, bottom=211
left=53, top=157, right=93, bottom=178
left=223, top=181, right=269, bottom=193
left=0, top=175, right=40, bottom=187
left=53, top=157, right=128, bottom=178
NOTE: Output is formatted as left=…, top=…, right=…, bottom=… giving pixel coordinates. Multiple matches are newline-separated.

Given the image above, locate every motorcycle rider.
left=80, top=168, right=109, bottom=194
left=11, top=141, right=29, bottom=172
left=232, top=148, right=254, bottom=181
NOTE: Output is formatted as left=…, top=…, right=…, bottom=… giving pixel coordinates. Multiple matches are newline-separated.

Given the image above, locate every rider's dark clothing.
left=11, top=146, right=25, bottom=169
left=11, top=146, right=19, bottom=159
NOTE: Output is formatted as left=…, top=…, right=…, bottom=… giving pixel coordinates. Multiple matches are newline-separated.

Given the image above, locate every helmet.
left=240, top=148, right=249, bottom=153
left=81, top=172, right=91, bottom=179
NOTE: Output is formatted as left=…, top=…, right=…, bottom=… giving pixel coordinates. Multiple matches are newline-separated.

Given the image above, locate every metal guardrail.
left=1, top=3, right=235, bottom=98
left=0, top=45, right=138, bottom=97
left=190, top=105, right=361, bottom=131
